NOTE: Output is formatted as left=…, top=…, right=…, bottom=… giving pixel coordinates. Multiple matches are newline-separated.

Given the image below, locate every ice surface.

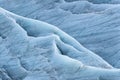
left=0, top=0, right=120, bottom=80
left=1, top=0, right=120, bottom=68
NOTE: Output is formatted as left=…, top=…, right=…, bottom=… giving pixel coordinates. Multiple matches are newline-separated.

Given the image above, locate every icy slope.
left=0, top=7, right=120, bottom=80
left=1, top=0, right=120, bottom=68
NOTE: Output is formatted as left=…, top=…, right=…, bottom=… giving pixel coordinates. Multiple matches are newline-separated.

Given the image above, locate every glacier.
left=0, top=0, right=120, bottom=80
left=1, top=0, right=120, bottom=68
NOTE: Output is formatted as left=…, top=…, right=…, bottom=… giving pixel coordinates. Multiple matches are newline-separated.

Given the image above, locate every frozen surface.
left=0, top=0, right=120, bottom=68
left=0, top=0, right=120, bottom=80
left=0, top=7, right=119, bottom=80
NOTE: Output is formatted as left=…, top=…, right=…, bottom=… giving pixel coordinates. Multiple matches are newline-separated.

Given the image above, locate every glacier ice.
left=0, top=0, right=120, bottom=80
left=1, top=0, right=120, bottom=68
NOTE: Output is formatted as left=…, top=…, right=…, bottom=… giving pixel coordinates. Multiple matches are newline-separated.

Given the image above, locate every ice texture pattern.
left=0, top=0, right=120, bottom=80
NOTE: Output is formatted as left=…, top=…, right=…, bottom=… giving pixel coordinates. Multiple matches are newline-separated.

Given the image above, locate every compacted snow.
left=0, top=0, right=120, bottom=80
